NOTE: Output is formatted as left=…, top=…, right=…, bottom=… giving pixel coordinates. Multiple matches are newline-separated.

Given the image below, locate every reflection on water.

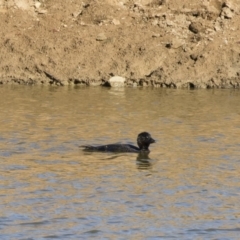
left=0, top=85, right=240, bottom=239
left=136, top=152, right=154, bottom=170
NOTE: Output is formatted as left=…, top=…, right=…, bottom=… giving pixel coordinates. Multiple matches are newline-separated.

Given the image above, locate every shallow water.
left=0, top=85, right=240, bottom=239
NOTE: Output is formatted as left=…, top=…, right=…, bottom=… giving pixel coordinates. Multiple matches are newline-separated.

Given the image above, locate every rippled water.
left=0, top=85, right=240, bottom=239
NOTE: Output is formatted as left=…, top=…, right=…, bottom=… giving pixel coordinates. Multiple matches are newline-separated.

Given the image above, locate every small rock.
left=152, top=19, right=159, bottom=26
left=112, top=19, right=120, bottom=25
left=152, top=33, right=161, bottom=38
left=34, top=1, right=41, bottom=9
left=36, top=9, right=47, bottom=14
left=165, top=43, right=172, bottom=48
left=223, top=1, right=235, bottom=11
left=190, top=54, right=198, bottom=61
left=108, top=76, right=125, bottom=87
left=61, top=80, right=69, bottom=86
left=72, top=10, right=82, bottom=18
left=214, top=21, right=222, bottom=31
left=133, top=82, right=138, bottom=87
left=88, top=81, right=101, bottom=86
left=166, top=20, right=174, bottom=26
left=189, top=22, right=202, bottom=34
left=171, top=39, right=185, bottom=49
left=221, top=7, right=234, bottom=19
left=165, top=39, right=184, bottom=49
left=96, top=33, right=107, bottom=41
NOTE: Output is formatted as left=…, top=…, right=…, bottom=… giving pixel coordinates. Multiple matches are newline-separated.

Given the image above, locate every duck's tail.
left=79, top=145, right=97, bottom=151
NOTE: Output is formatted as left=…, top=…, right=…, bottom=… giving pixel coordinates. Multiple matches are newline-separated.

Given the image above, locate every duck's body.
left=81, top=132, right=155, bottom=153
left=82, top=143, right=140, bottom=153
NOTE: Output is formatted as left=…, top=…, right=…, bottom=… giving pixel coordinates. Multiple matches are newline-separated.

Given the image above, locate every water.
left=0, top=85, right=240, bottom=239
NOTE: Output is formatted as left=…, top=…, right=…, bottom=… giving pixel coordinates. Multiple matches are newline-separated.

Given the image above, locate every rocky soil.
left=0, top=0, right=240, bottom=88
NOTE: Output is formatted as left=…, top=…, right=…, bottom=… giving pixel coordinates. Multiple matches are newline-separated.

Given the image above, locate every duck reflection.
left=83, top=150, right=154, bottom=170
left=136, top=152, right=153, bottom=170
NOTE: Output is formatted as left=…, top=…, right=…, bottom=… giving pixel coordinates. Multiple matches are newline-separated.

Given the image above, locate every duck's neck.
left=139, top=144, right=149, bottom=151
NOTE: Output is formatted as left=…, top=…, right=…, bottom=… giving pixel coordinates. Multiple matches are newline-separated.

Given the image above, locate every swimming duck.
left=81, top=132, right=155, bottom=153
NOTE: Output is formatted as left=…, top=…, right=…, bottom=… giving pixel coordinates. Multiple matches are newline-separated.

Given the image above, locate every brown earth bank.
left=0, top=0, right=240, bottom=88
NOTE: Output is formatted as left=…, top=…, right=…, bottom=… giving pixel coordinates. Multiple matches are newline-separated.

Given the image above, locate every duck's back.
left=82, top=144, right=140, bottom=153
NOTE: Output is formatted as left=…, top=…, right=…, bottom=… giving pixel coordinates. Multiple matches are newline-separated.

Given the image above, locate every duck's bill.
left=150, top=138, right=156, bottom=143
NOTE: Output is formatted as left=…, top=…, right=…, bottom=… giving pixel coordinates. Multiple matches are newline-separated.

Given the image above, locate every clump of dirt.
left=0, top=0, right=240, bottom=88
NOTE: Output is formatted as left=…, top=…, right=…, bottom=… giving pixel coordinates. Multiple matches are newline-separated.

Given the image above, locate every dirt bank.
left=0, top=0, right=240, bottom=88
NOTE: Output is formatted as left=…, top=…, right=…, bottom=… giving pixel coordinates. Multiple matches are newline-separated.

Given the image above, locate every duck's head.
left=137, top=132, right=155, bottom=151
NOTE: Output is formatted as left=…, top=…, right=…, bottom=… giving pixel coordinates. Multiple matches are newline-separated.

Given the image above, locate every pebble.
left=108, top=76, right=125, bottom=87
left=112, top=19, right=120, bottom=25
left=96, top=33, right=107, bottom=41
left=189, top=22, right=202, bottom=34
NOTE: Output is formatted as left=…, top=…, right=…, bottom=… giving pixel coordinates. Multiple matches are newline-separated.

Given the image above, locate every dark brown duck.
left=81, top=132, right=155, bottom=153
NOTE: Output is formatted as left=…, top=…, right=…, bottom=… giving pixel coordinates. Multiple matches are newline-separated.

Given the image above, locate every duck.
left=81, top=132, right=155, bottom=153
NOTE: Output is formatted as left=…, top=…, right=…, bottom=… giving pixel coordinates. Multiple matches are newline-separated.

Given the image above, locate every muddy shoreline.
left=0, top=0, right=240, bottom=88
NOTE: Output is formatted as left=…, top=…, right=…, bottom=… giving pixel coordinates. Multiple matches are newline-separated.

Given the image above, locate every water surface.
left=0, top=85, right=240, bottom=239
